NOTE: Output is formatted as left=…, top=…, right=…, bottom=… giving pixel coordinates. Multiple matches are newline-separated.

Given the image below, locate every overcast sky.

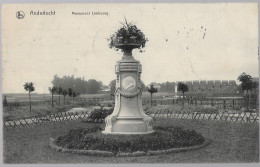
left=2, top=3, right=258, bottom=93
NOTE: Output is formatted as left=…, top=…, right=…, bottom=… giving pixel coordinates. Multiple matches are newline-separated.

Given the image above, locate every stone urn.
left=102, top=37, right=154, bottom=135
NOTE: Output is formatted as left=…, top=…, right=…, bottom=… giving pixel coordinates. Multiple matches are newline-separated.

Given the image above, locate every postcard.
left=1, top=3, right=259, bottom=164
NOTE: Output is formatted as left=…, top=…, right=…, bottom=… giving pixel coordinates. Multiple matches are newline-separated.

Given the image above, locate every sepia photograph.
left=1, top=2, right=259, bottom=164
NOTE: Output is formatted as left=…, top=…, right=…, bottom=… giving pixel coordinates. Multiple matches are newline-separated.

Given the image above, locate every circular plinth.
left=102, top=119, right=154, bottom=135
left=102, top=130, right=154, bottom=135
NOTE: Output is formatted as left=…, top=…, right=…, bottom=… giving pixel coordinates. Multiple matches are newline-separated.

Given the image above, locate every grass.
left=148, top=105, right=220, bottom=114
left=141, top=92, right=175, bottom=99
left=4, top=91, right=255, bottom=120
left=147, top=104, right=259, bottom=115
left=3, top=100, right=98, bottom=120
left=3, top=93, right=110, bottom=102
left=3, top=104, right=78, bottom=120
left=3, top=118, right=259, bottom=163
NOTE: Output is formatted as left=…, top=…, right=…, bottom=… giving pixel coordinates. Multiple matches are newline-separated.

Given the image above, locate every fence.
left=148, top=108, right=259, bottom=124
left=4, top=107, right=259, bottom=130
left=4, top=110, right=91, bottom=129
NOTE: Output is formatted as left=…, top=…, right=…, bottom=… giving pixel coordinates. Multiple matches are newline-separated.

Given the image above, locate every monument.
left=102, top=21, right=154, bottom=134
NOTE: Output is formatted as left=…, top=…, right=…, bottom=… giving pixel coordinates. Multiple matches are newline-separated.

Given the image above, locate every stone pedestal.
left=102, top=55, right=154, bottom=135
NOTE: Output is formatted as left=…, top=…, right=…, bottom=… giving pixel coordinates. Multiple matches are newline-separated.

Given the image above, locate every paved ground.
left=3, top=118, right=259, bottom=163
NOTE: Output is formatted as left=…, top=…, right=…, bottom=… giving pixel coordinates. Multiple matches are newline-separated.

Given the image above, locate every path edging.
left=49, top=137, right=211, bottom=157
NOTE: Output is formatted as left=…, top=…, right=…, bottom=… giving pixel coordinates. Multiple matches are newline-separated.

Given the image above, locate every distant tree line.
left=51, top=75, right=103, bottom=94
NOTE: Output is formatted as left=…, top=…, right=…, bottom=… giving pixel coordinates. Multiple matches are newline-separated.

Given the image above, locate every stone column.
left=102, top=54, right=153, bottom=135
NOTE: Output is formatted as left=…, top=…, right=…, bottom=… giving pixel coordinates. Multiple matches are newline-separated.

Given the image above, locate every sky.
left=2, top=3, right=259, bottom=93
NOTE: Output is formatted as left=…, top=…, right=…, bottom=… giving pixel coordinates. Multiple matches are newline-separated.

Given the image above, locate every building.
left=176, top=80, right=239, bottom=96
left=147, top=82, right=176, bottom=93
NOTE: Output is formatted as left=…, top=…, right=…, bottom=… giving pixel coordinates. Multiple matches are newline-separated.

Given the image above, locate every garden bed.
left=51, top=125, right=207, bottom=156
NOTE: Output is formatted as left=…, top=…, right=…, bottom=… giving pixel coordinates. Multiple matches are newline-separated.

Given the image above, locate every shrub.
left=54, top=106, right=70, bottom=113
left=3, top=114, right=11, bottom=121
left=88, top=108, right=113, bottom=121
left=101, top=101, right=115, bottom=107
left=199, top=106, right=218, bottom=114
left=74, top=100, right=98, bottom=107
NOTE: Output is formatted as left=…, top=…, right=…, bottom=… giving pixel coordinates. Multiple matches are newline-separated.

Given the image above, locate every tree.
left=49, top=86, right=57, bottom=108
left=159, top=82, right=176, bottom=92
left=51, top=75, right=105, bottom=94
left=61, top=89, right=68, bottom=105
left=23, top=82, right=35, bottom=112
left=177, top=82, right=189, bottom=106
left=57, top=87, right=63, bottom=105
left=237, top=72, right=258, bottom=110
left=72, top=91, right=77, bottom=102
left=87, top=79, right=102, bottom=94
left=148, top=84, right=158, bottom=106
left=141, top=80, right=146, bottom=91
left=3, top=96, right=8, bottom=107
left=109, top=79, right=116, bottom=97
left=51, top=75, right=88, bottom=94
left=68, top=88, right=73, bottom=101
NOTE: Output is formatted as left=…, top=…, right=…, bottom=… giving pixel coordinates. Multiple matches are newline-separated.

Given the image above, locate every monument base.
left=102, top=130, right=154, bottom=135
left=102, top=54, right=154, bottom=135
left=102, top=118, right=154, bottom=135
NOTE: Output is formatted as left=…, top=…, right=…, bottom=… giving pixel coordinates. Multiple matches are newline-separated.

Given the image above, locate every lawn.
left=3, top=118, right=259, bottom=163
left=3, top=100, right=98, bottom=120
left=2, top=93, right=112, bottom=120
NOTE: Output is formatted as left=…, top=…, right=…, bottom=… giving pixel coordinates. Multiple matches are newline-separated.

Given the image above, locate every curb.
left=49, top=138, right=211, bottom=157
